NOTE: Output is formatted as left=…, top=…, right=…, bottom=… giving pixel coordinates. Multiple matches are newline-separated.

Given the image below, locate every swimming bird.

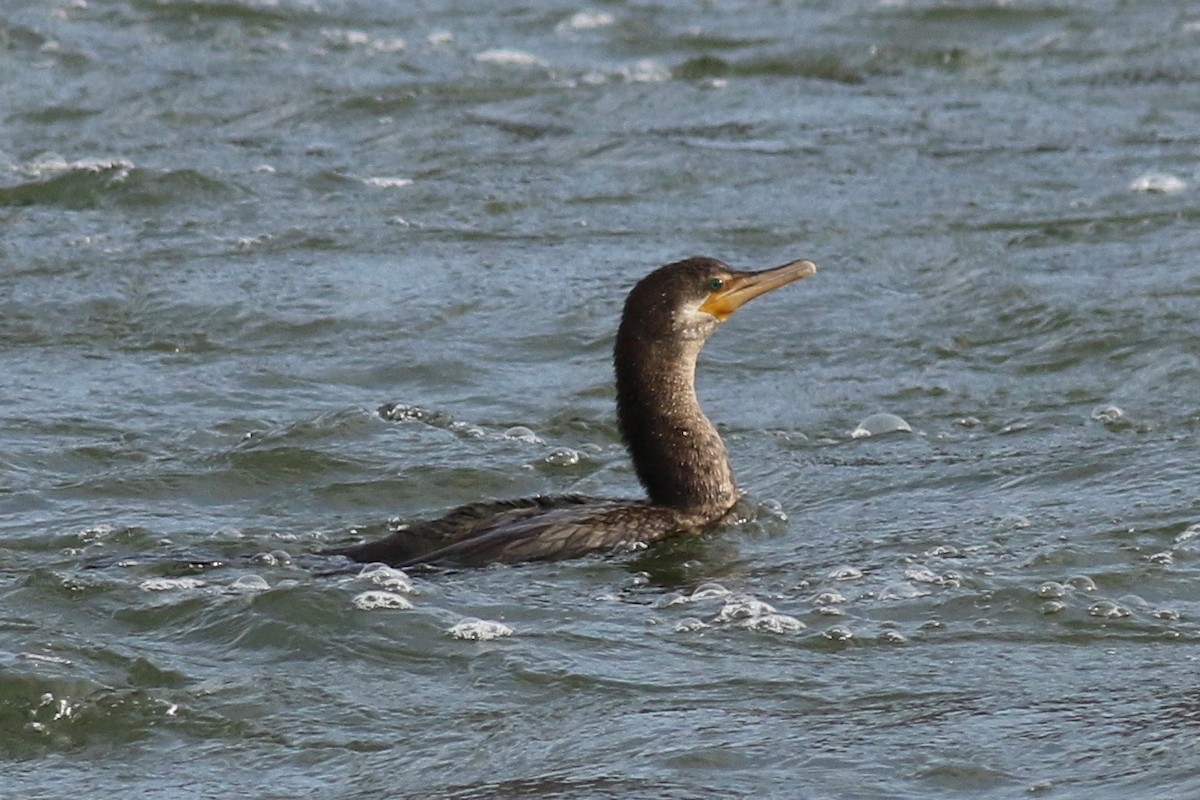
left=327, top=256, right=816, bottom=568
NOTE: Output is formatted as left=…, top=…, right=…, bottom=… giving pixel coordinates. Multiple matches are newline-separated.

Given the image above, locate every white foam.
left=1091, top=404, right=1124, bottom=423
left=1175, top=523, right=1200, bottom=543
left=475, top=49, right=547, bottom=67
left=140, top=577, right=206, bottom=591
left=16, top=155, right=133, bottom=179
left=352, top=590, right=413, bottom=610
left=320, top=28, right=406, bottom=52
left=739, top=613, right=806, bottom=634
left=363, top=176, right=413, bottom=188
left=560, top=11, right=614, bottom=31
left=18, top=652, right=74, bottom=665
left=448, top=618, right=513, bottom=640
left=622, top=59, right=669, bottom=83
left=673, top=617, right=708, bottom=632
left=1129, top=173, right=1186, bottom=193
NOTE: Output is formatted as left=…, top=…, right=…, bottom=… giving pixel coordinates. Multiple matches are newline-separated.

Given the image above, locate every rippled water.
left=4, top=1, right=1200, bottom=797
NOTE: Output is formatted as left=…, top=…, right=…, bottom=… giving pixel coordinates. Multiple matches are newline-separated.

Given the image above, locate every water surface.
left=3, top=1, right=1200, bottom=797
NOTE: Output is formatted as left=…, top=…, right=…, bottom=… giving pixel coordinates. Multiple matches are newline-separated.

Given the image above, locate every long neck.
left=614, top=332, right=738, bottom=515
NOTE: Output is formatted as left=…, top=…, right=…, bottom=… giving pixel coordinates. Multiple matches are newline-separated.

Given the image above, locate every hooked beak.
left=698, top=259, right=817, bottom=321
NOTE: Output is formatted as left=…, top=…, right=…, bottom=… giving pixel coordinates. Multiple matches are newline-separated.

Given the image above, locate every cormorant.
left=326, top=256, right=816, bottom=567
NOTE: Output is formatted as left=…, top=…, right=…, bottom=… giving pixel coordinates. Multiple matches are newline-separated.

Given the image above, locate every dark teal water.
left=3, top=1, right=1200, bottom=797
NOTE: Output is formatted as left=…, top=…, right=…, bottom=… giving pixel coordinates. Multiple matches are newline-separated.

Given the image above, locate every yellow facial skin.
left=698, top=259, right=817, bottom=321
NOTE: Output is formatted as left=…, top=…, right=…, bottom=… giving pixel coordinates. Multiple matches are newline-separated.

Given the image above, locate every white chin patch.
left=676, top=299, right=720, bottom=338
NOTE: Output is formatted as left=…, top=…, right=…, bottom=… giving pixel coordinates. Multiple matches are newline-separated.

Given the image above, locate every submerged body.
left=328, top=256, right=816, bottom=568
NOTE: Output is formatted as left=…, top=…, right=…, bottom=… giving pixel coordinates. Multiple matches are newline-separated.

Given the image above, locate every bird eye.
left=708, top=278, right=725, bottom=291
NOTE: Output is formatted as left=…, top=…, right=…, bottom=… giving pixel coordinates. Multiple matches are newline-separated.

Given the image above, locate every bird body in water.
left=327, top=256, right=816, bottom=568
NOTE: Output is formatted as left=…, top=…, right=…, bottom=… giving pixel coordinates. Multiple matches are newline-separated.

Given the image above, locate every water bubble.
left=358, top=564, right=414, bottom=594
left=851, top=412, right=912, bottom=439
left=1090, top=404, right=1124, bottom=424
left=1037, top=581, right=1066, bottom=599
left=880, top=582, right=930, bottom=600
left=1040, top=601, right=1066, bottom=615
left=674, top=617, right=707, bottom=633
left=713, top=597, right=776, bottom=622
left=269, top=550, right=292, bottom=565
left=352, top=591, right=413, bottom=611
left=998, top=514, right=1031, bottom=530
left=1116, top=594, right=1151, bottom=611
left=925, top=545, right=960, bottom=558
left=688, top=582, right=731, bottom=601
left=380, top=403, right=452, bottom=425
left=903, top=567, right=941, bottom=584
left=449, top=422, right=486, bottom=438
left=1087, top=600, right=1131, bottom=619
left=816, top=606, right=845, bottom=616
left=815, top=591, right=847, bottom=606
left=936, top=571, right=964, bottom=588
left=824, top=625, right=854, bottom=641
left=954, top=416, right=983, bottom=428
left=230, top=575, right=270, bottom=593
left=448, top=619, right=513, bottom=640
left=250, top=552, right=278, bottom=566
left=1153, top=609, right=1181, bottom=621
left=878, top=630, right=907, bottom=644
left=1066, top=575, right=1097, bottom=591
left=759, top=498, right=788, bottom=523
left=654, top=592, right=686, bottom=609
left=503, top=426, right=543, bottom=444
left=544, top=447, right=581, bottom=467
left=621, top=572, right=650, bottom=589
left=829, top=565, right=863, bottom=581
